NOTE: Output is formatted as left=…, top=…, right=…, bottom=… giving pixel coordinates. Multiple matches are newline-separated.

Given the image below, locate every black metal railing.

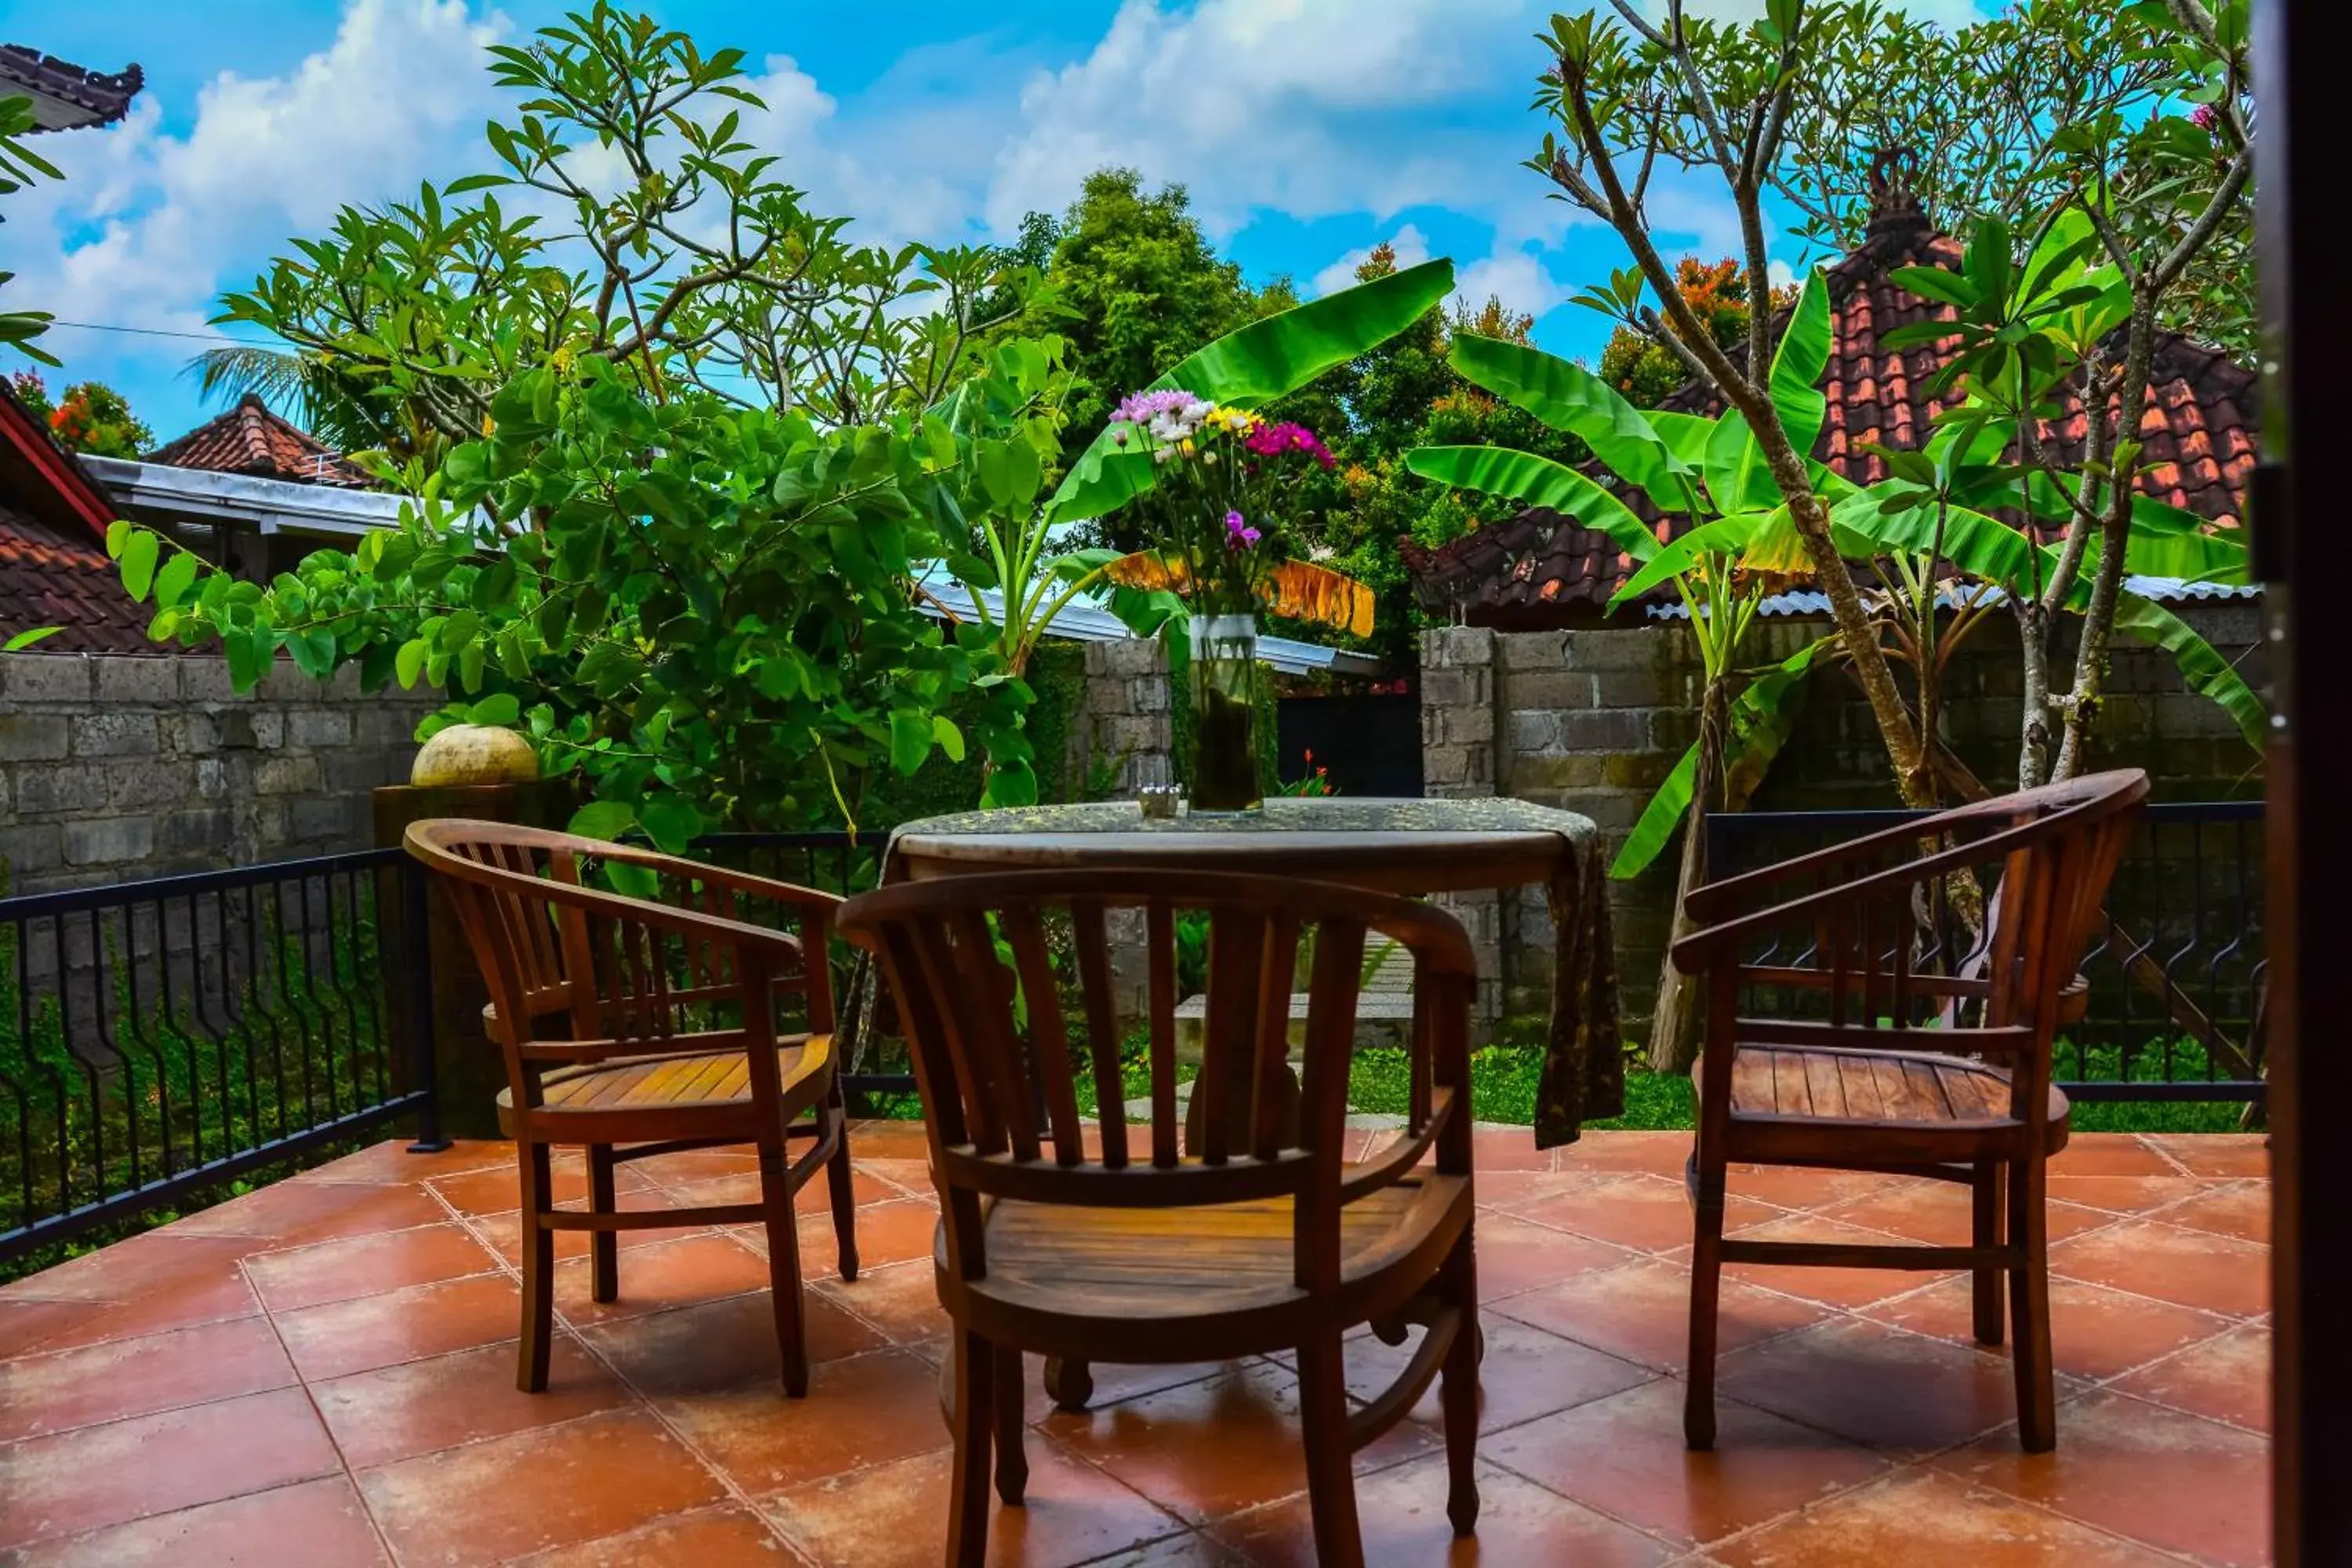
left=1706, top=800, right=2266, bottom=1104
left=2, top=849, right=440, bottom=1266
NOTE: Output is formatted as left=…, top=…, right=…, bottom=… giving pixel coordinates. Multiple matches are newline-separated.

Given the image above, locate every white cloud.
left=1457, top=245, right=1569, bottom=321
left=1311, top=223, right=1431, bottom=297
left=987, top=0, right=1530, bottom=238
left=9, top=0, right=507, bottom=366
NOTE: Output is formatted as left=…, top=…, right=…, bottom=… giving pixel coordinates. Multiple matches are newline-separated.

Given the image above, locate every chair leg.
left=992, top=1341, right=1028, bottom=1505
left=2009, top=1156, right=2057, bottom=1452
left=515, top=1141, right=555, bottom=1394
left=947, top=1327, right=995, bottom=1568
left=1297, top=1331, right=1366, bottom=1568
left=824, top=1097, right=860, bottom=1283
left=587, top=1143, right=620, bottom=1305
left=756, top=1139, right=810, bottom=1399
left=1684, top=1167, right=1727, bottom=1451
left=1439, top=1229, right=1482, bottom=1538
left=1971, top=1162, right=2006, bottom=1347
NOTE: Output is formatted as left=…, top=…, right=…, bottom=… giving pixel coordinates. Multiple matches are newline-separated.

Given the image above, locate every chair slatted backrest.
left=1679, top=771, right=2150, bottom=1127
left=837, top=868, right=1477, bottom=1293
left=405, top=821, right=833, bottom=1105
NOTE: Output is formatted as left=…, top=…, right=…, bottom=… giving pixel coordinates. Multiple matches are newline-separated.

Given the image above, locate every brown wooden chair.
left=405, top=819, right=858, bottom=1396
left=837, top=868, right=1482, bottom=1568
left=1672, top=771, right=2148, bottom=1454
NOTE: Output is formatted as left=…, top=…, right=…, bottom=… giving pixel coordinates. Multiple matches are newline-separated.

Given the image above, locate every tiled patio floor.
left=0, top=1127, right=2270, bottom=1566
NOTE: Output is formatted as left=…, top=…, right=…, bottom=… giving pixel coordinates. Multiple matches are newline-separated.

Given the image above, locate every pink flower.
left=1223, top=510, right=1261, bottom=550
left=1243, top=420, right=1337, bottom=469
left=2190, top=103, right=2220, bottom=133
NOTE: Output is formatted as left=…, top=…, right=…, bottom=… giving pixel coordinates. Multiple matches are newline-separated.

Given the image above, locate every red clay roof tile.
left=147, top=395, right=372, bottom=488
left=1406, top=208, right=2256, bottom=626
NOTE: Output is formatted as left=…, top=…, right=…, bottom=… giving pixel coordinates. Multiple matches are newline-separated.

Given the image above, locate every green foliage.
left=8, top=372, right=153, bottom=459
left=1, top=92, right=62, bottom=365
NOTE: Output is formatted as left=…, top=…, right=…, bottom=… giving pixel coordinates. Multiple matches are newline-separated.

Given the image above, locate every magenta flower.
left=1243, top=420, right=1337, bottom=469
left=1223, top=510, right=1261, bottom=550
left=2190, top=103, right=2220, bottom=132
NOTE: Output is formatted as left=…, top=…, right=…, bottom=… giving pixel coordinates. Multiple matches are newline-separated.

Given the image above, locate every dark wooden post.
left=373, top=780, right=575, bottom=1139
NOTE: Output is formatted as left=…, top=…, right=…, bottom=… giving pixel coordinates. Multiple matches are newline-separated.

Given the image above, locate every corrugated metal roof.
left=1646, top=575, right=2260, bottom=621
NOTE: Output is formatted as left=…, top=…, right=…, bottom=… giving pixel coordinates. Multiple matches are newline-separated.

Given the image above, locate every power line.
left=42, top=319, right=273, bottom=345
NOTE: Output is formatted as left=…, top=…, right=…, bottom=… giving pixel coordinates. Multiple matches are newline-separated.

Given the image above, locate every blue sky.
left=2, top=0, right=1984, bottom=446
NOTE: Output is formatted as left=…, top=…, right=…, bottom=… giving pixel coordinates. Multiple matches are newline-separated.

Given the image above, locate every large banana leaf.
left=1446, top=335, right=1694, bottom=513
left=1609, top=638, right=1829, bottom=880
left=1047, top=257, right=1455, bottom=524
left=1403, top=446, right=1661, bottom=561
left=1607, top=513, right=1769, bottom=610
left=1704, top=411, right=1782, bottom=514
left=1834, top=485, right=2264, bottom=750
left=1770, top=270, right=1833, bottom=462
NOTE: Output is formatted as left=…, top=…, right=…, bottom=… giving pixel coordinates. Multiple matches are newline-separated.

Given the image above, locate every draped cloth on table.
left=861, top=797, right=1623, bottom=1149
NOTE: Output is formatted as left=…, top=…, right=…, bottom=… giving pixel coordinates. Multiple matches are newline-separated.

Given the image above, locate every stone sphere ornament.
left=409, top=724, right=542, bottom=788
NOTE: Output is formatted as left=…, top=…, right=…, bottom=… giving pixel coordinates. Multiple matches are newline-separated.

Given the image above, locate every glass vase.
left=1187, top=613, right=1263, bottom=815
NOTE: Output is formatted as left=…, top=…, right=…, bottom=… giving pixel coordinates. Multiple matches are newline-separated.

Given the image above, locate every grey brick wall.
left=1074, top=637, right=1175, bottom=796
left=0, top=653, right=442, bottom=895
left=1422, top=603, right=2267, bottom=1033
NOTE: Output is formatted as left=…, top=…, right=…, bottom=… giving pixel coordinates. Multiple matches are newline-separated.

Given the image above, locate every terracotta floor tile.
left=1935, top=1390, right=2270, bottom=1566
left=555, top=1232, right=774, bottom=1326
left=1474, top=1167, right=1594, bottom=1212
left=660, top=1347, right=952, bottom=1490
left=768, top=1197, right=938, bottom=1279
left=1269, top=1315, right=1654, bottom=1436
left=243, top=1221, right=502, bottom=1313
left=0, top=1231, right=273, bottom=1305
left=2110, top=1323, right=2270, bottom=1432
left=20, top=1256, right=262, bottom=1353
left=0, top=1387, right=339, bottom=1552
left=2045, top=1175, right=2204, bottom=1215
left=0, top=1315, right=296, bottom=1440
left=1483, top=1378, right=1891, bottom=1549
left=357, top=1407, right=727, bottom=1567
left=1716, top=1319, right=2036, bottom=1454
left=514, top=1503, right=797, bottom=1566
left=1709, top=1468, right=2177, bottom=1567
left=763, top=1435, right=1187, bottom=1566
left=2049, top=1219, right=2270, bottom=1317
left=1554, top=1130, right=1690, bottom=1175
left=1722, top=1166, right=1904, bottom=1214
left=0, top=1299, right=101, bottom=1359
left=2143, top=1134, right=2268, bottom=1179
left=292, top=1138, right=512, bottom=1185
left=844, top=1120, right=932, bottom=1157
left=1210, top=1454, right=1674, bottom=1567
left=1513, top=1173, right=1780, bottom=1254
left=429, top=1158, right=657, bottom=1217
left=311, top=1334, right=634, bottom=1470
left=1047, top=1359, right=1438, bottom=1526
left=2047, top=1137, right=2178, bottom=1178
left=1719, top=1214, right=1947, bottom=1311
left=0, top=1475, right=389, bottom=1568
left=1468, top=1128, right=1559, bottom=1172
left=472, top=1194, right=701, bottom=1265
left=579, top=1287, right=887, bottom=1399
left=624, top=1145, right=762, bottom=1188
left=1817, top=1183, right=2114, bottom=1248
left=273, top=1270, right=521, bottom=1381
left=1861, top=1276, right=2229, bottom=1384
left=812, top=1258, right=950, bottom=1346
left=2158, top=1180, right=2271, bottom=1243
left=1004, top=1352, right=1236, bottom=1426
left=1463, top=1213, right=1640, bottom=1304
left=1088, top=1533, right=1254, bottom=1566
left=1494, top=1258, right=1828, bottom=1374
left=854, top=1156, right=941, bottom=1200
left=165, top=1179, right=450, bottom=1241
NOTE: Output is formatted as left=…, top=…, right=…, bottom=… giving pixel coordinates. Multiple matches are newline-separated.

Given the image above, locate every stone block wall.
left=1421, top=603, right=2267, bottom=1034
left=1073, top=637, right=1175, bottom=797
left=1, top=652, right=441, bottom=895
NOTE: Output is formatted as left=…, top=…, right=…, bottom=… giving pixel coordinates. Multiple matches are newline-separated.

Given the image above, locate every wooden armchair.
left=837, top=868, right=1482, bottom=1568
left=1672, top=771, right=2147, bottom=1454
left=405, top=820, right=858, bottom=1396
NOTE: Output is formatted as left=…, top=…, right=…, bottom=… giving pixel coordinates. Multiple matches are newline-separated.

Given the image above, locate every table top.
left=887, top=797, right=1598, bottom=895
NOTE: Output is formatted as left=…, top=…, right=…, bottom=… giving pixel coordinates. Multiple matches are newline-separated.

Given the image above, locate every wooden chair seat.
left=1718, top=1044, right=2071, bottom=1159
left=944, top=1171, right=1472, bottom=1363
left=497, top=1033, right=833, bottom=1131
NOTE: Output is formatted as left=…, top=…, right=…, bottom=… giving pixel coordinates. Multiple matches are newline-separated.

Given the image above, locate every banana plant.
left=1407, top=268, right=1846, bottom=1072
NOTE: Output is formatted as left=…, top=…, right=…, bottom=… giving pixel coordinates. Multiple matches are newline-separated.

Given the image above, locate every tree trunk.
left=1648, top=675, right=1730, bottom=1073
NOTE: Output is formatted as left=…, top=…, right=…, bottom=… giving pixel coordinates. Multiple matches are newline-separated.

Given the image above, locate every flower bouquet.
left=1098, top=391, right=1373, bottom=813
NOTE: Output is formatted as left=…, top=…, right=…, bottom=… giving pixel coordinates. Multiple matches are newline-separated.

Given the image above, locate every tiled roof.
left=0, top=45, right=142, bottom=132
left=147, top=394, right=372, bottom=488
left=0, top=502, right=154, bottom=654
left=1404, top=205, right=2259, bottom=626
